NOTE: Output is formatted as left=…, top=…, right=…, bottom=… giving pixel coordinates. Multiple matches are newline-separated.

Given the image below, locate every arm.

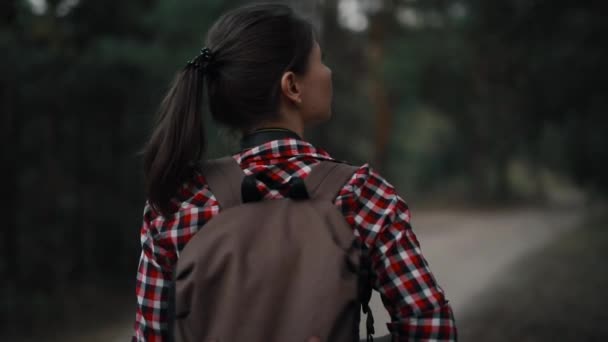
left=132, top=204, right=174, bottom=342
left=335, top=165, right=457, bottom=341
left=132, top=180, right=220, bottom=341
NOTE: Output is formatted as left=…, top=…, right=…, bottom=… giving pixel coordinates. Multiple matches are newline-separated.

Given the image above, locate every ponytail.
left=142, top=3, right=317, bottom=215
left=143, top=64, right=206, bottom=216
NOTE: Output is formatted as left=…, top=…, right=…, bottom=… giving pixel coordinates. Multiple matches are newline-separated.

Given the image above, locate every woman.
left=134, top=3, right=456, bottom=341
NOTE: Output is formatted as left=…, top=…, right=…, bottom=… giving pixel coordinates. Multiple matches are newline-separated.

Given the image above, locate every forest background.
left=1, top=0, right=606, bottom=340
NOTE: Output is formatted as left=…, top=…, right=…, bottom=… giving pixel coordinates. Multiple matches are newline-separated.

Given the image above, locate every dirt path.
left=360, top=207, right=583, bottom=338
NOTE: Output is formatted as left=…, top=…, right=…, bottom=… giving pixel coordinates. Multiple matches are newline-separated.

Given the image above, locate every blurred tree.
left=367, top=2, right=397, bottom=172
left=0, top=0, right=21, bottom=283
left=0, top=0, right=235, bottom=334
left=400, top=0, right=608, bottom=201
left=310, top=0, right=374, bottom=165
left=1, top=0, right=607, bottom=337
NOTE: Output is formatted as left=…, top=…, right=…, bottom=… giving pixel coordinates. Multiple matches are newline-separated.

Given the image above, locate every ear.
left=280, top=71, right=302, bottom=105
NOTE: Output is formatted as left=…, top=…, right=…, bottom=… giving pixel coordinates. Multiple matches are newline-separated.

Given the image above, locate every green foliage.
left=0, top=0, right=232, bottom=335
left=379, top=0, right=608, bottom=201
left=1, top=0, right=607, bottom=336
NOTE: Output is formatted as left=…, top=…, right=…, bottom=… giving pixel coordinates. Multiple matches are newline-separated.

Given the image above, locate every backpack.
left=168, top=157, right=375, bottom=342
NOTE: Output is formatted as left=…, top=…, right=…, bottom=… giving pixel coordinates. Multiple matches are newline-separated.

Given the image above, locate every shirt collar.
left=234, top=136, right=335, bottom=164
left=240, top=128, right=303, bottom=150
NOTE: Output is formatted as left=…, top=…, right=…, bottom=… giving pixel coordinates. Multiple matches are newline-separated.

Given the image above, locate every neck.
left=250, top=112, right=305, bottom=138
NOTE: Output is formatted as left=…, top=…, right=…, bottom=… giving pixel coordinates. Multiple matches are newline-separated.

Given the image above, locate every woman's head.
left=206, top=3, right=332, bottom=130
left=143, top=3, right=332, bottom=215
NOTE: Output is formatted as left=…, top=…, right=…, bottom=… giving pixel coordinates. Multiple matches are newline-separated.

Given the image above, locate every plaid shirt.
left=133, top=138, right=457, bottom=341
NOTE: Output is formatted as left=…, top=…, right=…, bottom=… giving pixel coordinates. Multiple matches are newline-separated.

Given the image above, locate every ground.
left=363, top=207, right=583, bottom=338
left=456, top=212, right=608, bottom=341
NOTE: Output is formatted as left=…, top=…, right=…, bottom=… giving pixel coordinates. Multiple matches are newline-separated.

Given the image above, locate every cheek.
left=303, top=67, right=333, bottom=118
left=316, top=70, right=333, bottom=120
left=320, top=68, right=332, bottom=104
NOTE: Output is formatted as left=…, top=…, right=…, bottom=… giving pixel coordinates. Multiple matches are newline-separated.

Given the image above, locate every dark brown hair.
left=143, top=3, right=315, bottom=216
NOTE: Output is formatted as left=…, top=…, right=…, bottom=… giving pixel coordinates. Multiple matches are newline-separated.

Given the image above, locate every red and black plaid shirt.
left=133, top=138, right=457, bottom=341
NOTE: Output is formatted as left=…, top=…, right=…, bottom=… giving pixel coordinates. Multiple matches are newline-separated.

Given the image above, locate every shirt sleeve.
left=335, top=164, right=457, bottom=341
left=132, top=181, right=220, bottom=342
left=132, top=204, right=174, bottom=342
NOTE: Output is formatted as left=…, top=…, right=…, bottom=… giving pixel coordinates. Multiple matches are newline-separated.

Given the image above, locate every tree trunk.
left=0, top=83, right=20, bottom=282
left=0, top=0, right=18, bottom=27
left=368, top=8, right=393, bottom=173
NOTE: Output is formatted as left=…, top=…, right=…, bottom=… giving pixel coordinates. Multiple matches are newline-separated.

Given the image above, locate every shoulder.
left=339, top=163, right=399, bottom=200
left=335, top=163, right=412, bottom=245
left=140, top=174, right=220, bottom=256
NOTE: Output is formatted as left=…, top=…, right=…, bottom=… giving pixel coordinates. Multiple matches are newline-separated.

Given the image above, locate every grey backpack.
left=169, top=157, right=375, bottom=342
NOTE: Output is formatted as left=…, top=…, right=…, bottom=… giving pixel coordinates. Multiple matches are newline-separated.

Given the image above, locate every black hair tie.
left=187, top=47, right=214, bottom=71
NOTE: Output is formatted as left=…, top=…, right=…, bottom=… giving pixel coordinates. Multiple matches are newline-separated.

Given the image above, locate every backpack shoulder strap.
left=202, top=156, right=245, bottom=210
left=304, top=161, right=360, bottom=201
left=304, top=161, right=377, bottom=341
